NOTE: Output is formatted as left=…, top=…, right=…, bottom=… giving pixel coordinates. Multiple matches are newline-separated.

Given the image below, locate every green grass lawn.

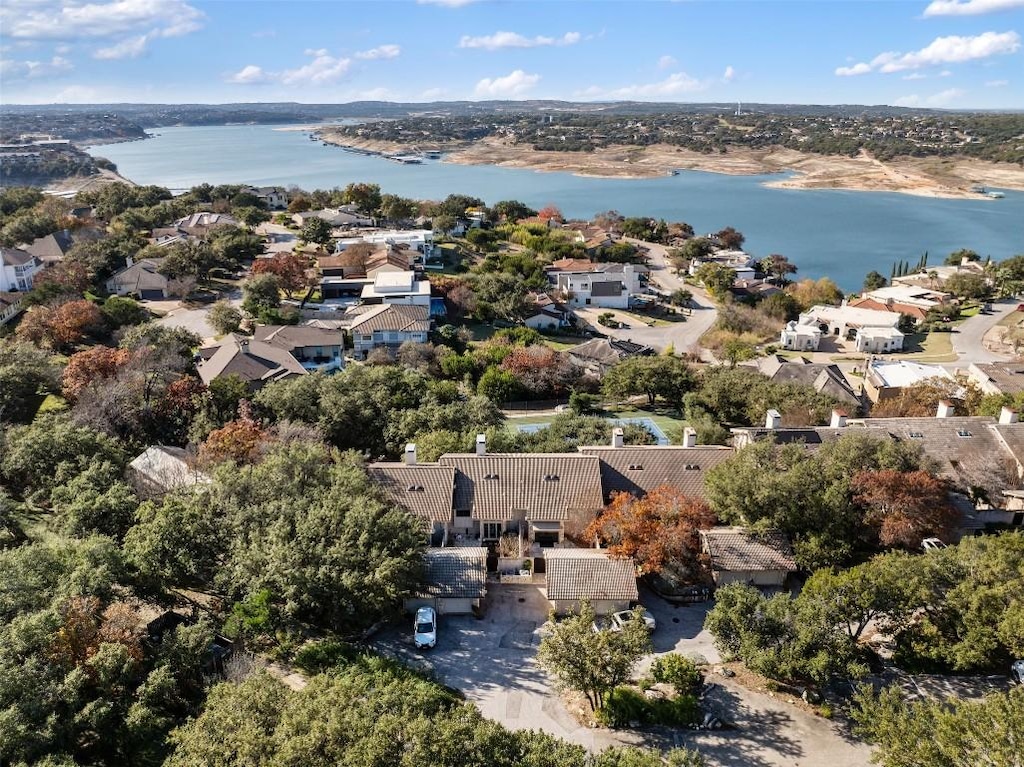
left=892, top=331, right=956, bottom=362
left=541, top=334, right=588, bottom=351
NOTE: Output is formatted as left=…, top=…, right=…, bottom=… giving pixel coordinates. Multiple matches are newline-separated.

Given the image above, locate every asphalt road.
left=948, top=298, right=1017, bottom=364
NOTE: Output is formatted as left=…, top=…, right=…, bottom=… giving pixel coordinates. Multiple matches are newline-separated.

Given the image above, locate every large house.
left=293, top=207, right=374, bottom=229
left=700, top=528, right=797, bottom=587
left=0, top=247, right=42, bottom=293
left=360, top=271, right=431, bottom=307
left=198, top=325, right=345, bottom=389
left=346, top=303, right=431, bottom=359
left=241, top=185, right=288, bottom=210
left=24, top=227, right=103, bottom=266
left=967, top=362, right=1024, bottom=396
left=335, top=229, right=434, bottom=261
left=566, top=337, right=654, bottom=375
left=174, top=212, right=238, bottom=236
left=547, top=260, right=644, bottom=309
left=756, top=355, right=862, bottom=408
left=864, top=360, right=953, bottom=403
left=783, top=303, right=905, bottom=354
left=105, top=258, right=170, bottom=299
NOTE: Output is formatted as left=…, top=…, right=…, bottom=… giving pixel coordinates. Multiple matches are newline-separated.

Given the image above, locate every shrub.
left=293, top=639, right=358, bottom=674
left=648, top=693, right=700, bottom=726
left=650, top=653, right=704, bottom=696
left=598, top=686, right=650, bottom=727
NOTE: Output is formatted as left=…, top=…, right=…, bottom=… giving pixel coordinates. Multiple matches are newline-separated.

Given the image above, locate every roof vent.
left=685, top=464, right=701, bottom=471
left=628, top=464, right=644, bottom=471
left=908, top=431, right=924, bottom=439
left=956, top=428, right=972, bottom=438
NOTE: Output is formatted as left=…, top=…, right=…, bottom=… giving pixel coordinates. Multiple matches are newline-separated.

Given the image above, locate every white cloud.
left=0, top=54, right=73, bottom=80
left=836, top=30, right=1020, bottom=75
left=603, top=71, right=704, bottom=99
left=226, top=64, right=268, bottom=84
left=355, top=44, right=401, bottom=60
left=835, top=62, right=873, bottom=76
left=459, top=31, right=581, bottom=50
left=281, top=49, right=351, bottom=85
left=417, top=0, right=480, bottom=6
left=939, top=69, right=953, bottom=76
left=903, top=72, right=928, bottom=79
left=0, top=0, right=205, bottom=62
left=986, top=78, right=1010, bottom=86
left=420, top=87, right=448, bottom=100
left=658, top=54, right=677, bottom=69
left=924, top=0, right=1024, bottom=16
left=94, top=34, right=148, bottom=59
left=894, top=87, right=967, bottom=107
left=723, top=65, right=736, bottom=82
left=474, top=69, right=541, bottom=97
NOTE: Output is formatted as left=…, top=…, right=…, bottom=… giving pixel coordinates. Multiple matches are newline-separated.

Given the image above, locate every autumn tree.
left=786, top=277, right=844, bottom=310
left=251, top=252, right=309, bottom=297
left=61, top=346, right=131, bottom=401
left=715, top=226, right=745, bottom=250
left=585, top=486, right=716, bottom=575
left=852, top=469, right=958, bottom=548
left=537, top=205, right=564, bottom=223
left=199, top=412, right=268, bottom=466
left=869, top=379, right=982, bottom=419
left=16, top=299, right=105, bottom=352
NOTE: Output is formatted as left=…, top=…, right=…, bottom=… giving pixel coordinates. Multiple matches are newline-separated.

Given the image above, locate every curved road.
left=580, top=238, right=718, bottom=355
left=948, top=298, right=1017, bottom=365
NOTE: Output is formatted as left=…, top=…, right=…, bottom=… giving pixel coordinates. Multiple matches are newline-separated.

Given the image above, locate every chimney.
left=765, top=409, right=781, bottom=430
left=936, top=400, right=955, bottom=419
left=125, top=256, right=134, bottom=268
left=475, top=433, right=486, bottom=456
left=1000, top=406, right=1018, bottom=425
left=682, top=427, right=697, bottom=448
left=404, top=443, right=417, bottom=465
left=830, top=409, right=848, bottom=428
left=611, top=427, right=624, bottom=448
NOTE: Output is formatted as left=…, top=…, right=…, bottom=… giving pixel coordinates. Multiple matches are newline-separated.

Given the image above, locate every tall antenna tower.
left=735, top=102, right=741, bottom=116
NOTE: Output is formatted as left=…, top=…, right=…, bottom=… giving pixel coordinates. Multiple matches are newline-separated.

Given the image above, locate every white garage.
left=404, top=547, right=488, bottom=616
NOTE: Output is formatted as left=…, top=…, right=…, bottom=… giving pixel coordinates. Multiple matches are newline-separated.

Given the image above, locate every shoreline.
left=314, top=130, right=1024, bottom=199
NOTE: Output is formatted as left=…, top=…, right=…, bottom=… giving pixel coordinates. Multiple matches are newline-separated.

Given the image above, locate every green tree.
left=492, top=199, right=537, bottom=222
left=477, top=366, right=522, bottom=403
left=300, top=216, right=333, bottom=246
left=0, top=341, right=59, bottom=423
left=342, top=182, right=383, bottom=214
left=50, top=460, right=139, bottom=540
left=863, top=270, right=888, bottom=291
left=693, top=262, right=736, bottom=298
left=242, top=273, right=281, bottom=316
left=943, top=271, right=991, bottom=300
left=537, top=602, right=651, bottom=710
left=431, top=214, right=457, bottom=235
left=944, top=248, right=980, bottom=266
left=208, top=300, right=243, bottom=335
left=602, top=356, right=696, bottom=411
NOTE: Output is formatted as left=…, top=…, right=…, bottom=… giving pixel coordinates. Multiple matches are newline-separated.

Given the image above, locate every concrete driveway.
left=375, top=584, right=870, bottom=766
left=949, top=298, right=1017, bottom=364
left=150, top=289, right=242, bottom=345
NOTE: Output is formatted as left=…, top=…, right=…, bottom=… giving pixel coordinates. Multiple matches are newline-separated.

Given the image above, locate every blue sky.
left=1, top=0, right=1021, bottom=108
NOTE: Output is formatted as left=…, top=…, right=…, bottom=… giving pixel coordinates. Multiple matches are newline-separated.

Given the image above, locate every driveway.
left=374, top=584, right=870, bottom=766
left=150, top=288, right=242, bottom=345
left=949, top=298, right=1017, bottom=364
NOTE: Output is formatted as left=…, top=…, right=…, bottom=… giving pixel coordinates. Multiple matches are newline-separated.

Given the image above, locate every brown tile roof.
left=420, top=548, right=487, bottom=599
left=347, top=304, right=431, bottom=334
left=849, top=297, right=927, bottom=320
left=578, top=446, right=734, bottom=502
left=0, top=247, right=35, bottom=267
left=970, top=362, right=1024, bottom=395
left=567, top=338, right=654, bottom=365
left=367, top=464, right=455, bottom=524
left=437, top=453, right=604, bottom=521
left=548, top=258, right=597, bottom=272
left=197, top=335, right=307, bottom=387
left=545, top=549, right=638, bottom=601
left=701, top=528, right=797, bottom=573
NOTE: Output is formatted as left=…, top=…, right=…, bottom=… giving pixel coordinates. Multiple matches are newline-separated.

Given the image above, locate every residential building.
left=700, top=527, right=797, bottom=587
left=547, top=261, right=643, bottom=309
left=545, top=549, right=638, bottom=615
left=522, top=292, right=573, bottom=331
left=346, top=303, right=431, bottom=359
left=23, top=227, right=102, bottom=266
left=404, top=548, right=487, bottom=615
left=779, top=320, right=822, bottom=352
left=128, top=446, right=210, bottom=499
left=892, top=260, right=987, bottom=290
left=578, top=427, right=733, bottom=503
left=174, top=212, right=238, bottom=236
left=0, top=247, right=42, bottom=293
left=865, top=360, right=954, bottom=403
left=756, top=355, right=861, bottom=408
left=359, top=271, right=431, bottom=307
left=967, top=362, right=1024, bottom=396
left=105, top=258, right=170, bottom=299
left=197, top=325, right=345, bottom=389
left=565, top=337, right=654, bottom=376
left=241, top=185, right=288, bottom=209
left=293, top=208, right=374, bottom=229
left=856, top=326, right=906, bottom=354
left=0, top=292, right=25, bottom=325
left=689, top=249, right=756, bottom=282
left=334, top=229, right=434, bottom=260
left=367, top=458, right=457, bottom=544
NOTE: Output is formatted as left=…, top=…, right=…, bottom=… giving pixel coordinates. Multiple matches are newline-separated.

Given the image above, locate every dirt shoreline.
left=315, top=130, right=1024, bottom=199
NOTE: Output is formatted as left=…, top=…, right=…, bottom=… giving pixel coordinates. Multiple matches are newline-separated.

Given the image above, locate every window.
left=956, top=428, right=972, bottom=438
left=483, top=522, right=503, bottom=540
left=455, top=509, right=471, bottom=518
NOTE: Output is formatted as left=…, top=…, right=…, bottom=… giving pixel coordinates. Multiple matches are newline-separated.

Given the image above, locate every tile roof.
left=701, top=528, right=797, bottom=573
left=545, top=549, right=638, bottom=601
left=438, top=453, right=604, bottom=521
left=578, top=446, right=734, bottom=502
left=253, top=324, right=345, bottom=350
left=129, top=446, right=210, bottom=491
left=420, top=548, right=487, bottom=599
left=567, top=338, right=654, bottom=366
left=970, top=362, right=1024, bottom=395
left=366, top=464, right=455, bottom=524
left=0, top=247, right=35, bottom=267
left=197, top=335, right=307, bottom=387
left=347, top=303, right=431, bottom=334
left=757, top=356, right=860, bottom=406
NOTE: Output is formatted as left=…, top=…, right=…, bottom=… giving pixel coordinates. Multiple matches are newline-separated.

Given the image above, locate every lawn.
left=606, top=406, right=687, bottom=437
left=892, top=331, right=956, bottom=362
left=541, top=334, right=588, bottom=350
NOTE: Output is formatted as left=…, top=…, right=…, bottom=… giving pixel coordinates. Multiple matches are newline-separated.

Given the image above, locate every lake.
left=87, top=125, right=1024, bottom=291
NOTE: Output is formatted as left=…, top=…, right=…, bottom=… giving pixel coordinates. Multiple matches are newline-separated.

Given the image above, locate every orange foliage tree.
left=199, top=408, right=267, bottom=465
left=584, top=485, right=717, bottom=575
left=61, top=346, right=131, bottom=400
left=852, top=468, right=959, bottom=548
left=251, top=253, right=310, bottom=297
left=49, top=596, right=144, bottom=668
left=537, top=205, right=564, bottom=223
left=16, top=299, right=104, bottom=352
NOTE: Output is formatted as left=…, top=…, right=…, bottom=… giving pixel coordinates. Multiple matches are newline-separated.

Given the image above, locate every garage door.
left=438, top=598, right=474, bottom=615
left=140, top=289, right=165, bottom=300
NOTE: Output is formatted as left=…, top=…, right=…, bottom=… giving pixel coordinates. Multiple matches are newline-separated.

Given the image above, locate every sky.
left=0, top=0, right=1022, bottom=108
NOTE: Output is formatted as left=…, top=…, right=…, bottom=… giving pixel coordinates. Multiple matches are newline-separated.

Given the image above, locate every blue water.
left=88, top=125, right=1024, bottom=291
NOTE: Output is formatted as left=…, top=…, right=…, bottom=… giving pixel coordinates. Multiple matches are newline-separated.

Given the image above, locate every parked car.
left=413, top=606, right=437, bottom=649
left=1012, top=659, right=1024, bottom=684
left=610, top=608, right=656, bottom=632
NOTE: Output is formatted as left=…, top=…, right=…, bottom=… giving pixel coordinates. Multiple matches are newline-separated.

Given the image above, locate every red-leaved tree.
left=584, top=485, right=717, bottom=575
left=61, top=346, right=131, bottom=401
left=252, top=253, right=310, bottom=297
left=852, top=469, right=959, bottom=549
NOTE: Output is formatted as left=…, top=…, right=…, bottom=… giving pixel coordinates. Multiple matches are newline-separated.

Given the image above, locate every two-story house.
left=197, top=325, right=345, bottom=390
left=0, top=247, right=43, bottom=293
left=346, top=303, right=431, bottom=359
left=547, top=260, right=643, bottom=309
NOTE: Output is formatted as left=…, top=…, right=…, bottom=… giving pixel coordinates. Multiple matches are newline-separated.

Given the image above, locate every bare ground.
left=316, top=131, right=1024, bottom=199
